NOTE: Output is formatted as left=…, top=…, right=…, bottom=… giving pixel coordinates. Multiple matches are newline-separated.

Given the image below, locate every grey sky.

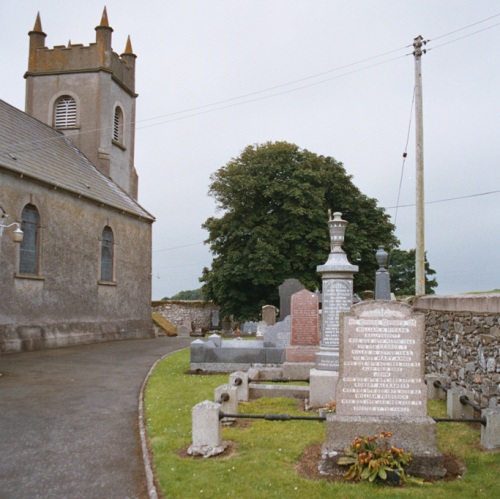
left=2, top=1, right=499, bottom=299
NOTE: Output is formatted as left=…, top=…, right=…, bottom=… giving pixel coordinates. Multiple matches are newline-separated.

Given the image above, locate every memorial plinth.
left=320, top=301, right=446, bottom=480
left=309, top=212, right=357, bottom=408
left=315, top=212, right=358, bottom=371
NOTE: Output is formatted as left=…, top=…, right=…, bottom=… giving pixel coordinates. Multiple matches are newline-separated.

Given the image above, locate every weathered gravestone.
left=278, top=278, right=305, bottom=321
left=242, top=322, right=258, bottom=334
left=263, top=315, right=291, bottom=348
left=285, top=289, right=320, bottom=363
left=178, top=319, right=191, bottom=337
left=211, top=309, right=220, bottom=328
left=320, top=301, right=446, bottom=479
left=262, top=305, right=277, bottom=326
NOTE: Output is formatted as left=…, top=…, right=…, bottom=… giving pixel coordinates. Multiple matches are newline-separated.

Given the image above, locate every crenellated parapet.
left=25, top=7, right=136, bottom=96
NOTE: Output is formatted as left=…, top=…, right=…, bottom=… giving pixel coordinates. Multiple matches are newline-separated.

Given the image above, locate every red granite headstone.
left=286, top=290, right=319, bottom=362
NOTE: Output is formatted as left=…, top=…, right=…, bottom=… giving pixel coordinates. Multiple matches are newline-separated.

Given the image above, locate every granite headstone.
left=263, top=316, right=291, bottom=348
left=286, top=289, right=320, bottom=362
left=278, top=278, right=305, bottom=321
left=262, top=305, right=277, bottom=326
left=336, top=301, right=427, bottom=417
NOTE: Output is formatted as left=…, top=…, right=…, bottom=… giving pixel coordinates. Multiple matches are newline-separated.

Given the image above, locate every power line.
left=151, top=189, right=500, bottom=255
left=427, top=21, right=500, bottom=51
left=385, top=189, right=500, bottom=210
left=3, top=12, right=500, bottom=154
left=153, top=242, right=204, bottom=253
left=136, top=54, right=407, bottom=131
left=429, top=12, right=500, bottom=41
left=134, top=44, right=412, bottom=125
left=393, top=87, right=416, bottom=226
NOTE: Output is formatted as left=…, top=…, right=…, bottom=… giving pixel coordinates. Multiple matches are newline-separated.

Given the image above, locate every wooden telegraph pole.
left=413, top=36, right=426, bottom=295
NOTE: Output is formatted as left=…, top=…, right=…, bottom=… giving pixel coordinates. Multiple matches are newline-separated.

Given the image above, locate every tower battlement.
left=25, top=8, right=136, bottom=95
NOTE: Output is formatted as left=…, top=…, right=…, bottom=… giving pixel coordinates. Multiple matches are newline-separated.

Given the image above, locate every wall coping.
left=413, top=294, right=500, bottom=313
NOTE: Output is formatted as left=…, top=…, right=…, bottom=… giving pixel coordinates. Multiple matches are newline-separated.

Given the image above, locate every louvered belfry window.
left=113, top=107, right=123, bottom=143
left=54, top=96, right=77, bottom=128
left=100, top=226, right=114, bottom=282
left=19, top=204, right=40, bottom=275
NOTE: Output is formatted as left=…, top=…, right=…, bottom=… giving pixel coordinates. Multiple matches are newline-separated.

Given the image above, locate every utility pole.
left=413, top=35, right=426, bottom=296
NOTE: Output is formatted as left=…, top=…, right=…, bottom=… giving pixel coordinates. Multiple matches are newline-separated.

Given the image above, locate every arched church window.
left=100, top=226, right=114, bottom=282
left=54, top=95, right=77, bottom=128
left=19, top=204, right=40, bottom=275
left=113, top=106, right=124, bottom=143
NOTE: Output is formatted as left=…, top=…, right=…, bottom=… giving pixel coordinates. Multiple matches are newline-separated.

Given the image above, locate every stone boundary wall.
left=151, top=300, right=219, bottom=332
left=414, top=295, right=499, bottom=408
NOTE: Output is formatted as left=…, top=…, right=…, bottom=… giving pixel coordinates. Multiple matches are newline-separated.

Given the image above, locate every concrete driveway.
left=0, top=336, right=192, bottom=499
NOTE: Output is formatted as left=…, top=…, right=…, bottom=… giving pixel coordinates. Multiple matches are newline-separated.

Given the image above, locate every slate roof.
left=0, top=99, right=154, bottom=222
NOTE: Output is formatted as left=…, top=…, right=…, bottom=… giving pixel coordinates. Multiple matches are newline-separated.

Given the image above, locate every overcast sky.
left=2, top=1, right=499, bottom=299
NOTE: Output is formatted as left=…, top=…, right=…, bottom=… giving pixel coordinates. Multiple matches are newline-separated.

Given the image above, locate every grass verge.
left=145, top=348, right=499, bottom=498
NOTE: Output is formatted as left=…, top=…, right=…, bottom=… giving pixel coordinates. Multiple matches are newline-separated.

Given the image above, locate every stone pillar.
left=425, top=374, right=448, bottom=400
left=309, top=212, right=358, bottom=407
left=229, top=371, right=249, bottom=402
left=481, top=408, right=500, bottom=450
left=188, top=401, right=226, bottom=457
left=214, top=383, right=238, bottom=423
left=447, top=388, right=476, bottom=419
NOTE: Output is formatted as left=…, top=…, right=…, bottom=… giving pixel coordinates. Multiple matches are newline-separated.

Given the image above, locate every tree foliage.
left=388, top=249, right=437, bottom=296
left=165, top=288, right=205, bottom=301
left=201, top=142, right=398, bottom=319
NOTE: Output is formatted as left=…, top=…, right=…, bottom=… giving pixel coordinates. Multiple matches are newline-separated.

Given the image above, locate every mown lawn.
left=145, top=348, right=499, bottom=498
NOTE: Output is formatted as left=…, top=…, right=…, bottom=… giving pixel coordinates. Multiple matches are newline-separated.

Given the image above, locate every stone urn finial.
left=328, top=212, right=347, bottom=253
left=375, top=245, right=388, bottom=271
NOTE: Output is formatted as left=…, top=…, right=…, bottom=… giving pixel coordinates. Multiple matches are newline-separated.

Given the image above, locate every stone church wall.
left=0, top=173, right=154, bottom=353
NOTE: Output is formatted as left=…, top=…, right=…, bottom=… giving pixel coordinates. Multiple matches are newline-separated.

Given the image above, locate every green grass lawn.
left=145, top=348, right=499, bottom=498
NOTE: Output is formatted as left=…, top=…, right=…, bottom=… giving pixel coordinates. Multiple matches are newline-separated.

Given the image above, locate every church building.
left=0, top=9, right=155, bottom=352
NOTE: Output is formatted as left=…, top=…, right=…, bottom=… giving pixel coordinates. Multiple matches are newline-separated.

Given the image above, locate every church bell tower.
left=24, top=8, right=139, bottom=199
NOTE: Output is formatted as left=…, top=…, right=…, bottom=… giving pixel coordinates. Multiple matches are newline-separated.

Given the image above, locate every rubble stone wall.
left=151, top=300, right=219, bottom=332
left=414, top=295, right=499, bottom=408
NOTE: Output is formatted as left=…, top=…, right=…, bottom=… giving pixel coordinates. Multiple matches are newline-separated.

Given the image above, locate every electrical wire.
left=427, top=21, right=500, bottom=51
left=153, top=242, right=204, bottom=253
left=135, top=54, right=407, bottom=132
left=2, top=13, right=499, bottom=154
left=393, top=87, right=416, bottom=226
left=385, top=189, right=500, bottom=210
left=151, top=189, right=500, bottom=255
left=429, top=13, right=500, bottom=41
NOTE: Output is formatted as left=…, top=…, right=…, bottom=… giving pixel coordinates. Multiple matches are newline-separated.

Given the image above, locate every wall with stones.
left=152, top=301, right=220, bottom=332
left=414, top=295, right=499, bottom=409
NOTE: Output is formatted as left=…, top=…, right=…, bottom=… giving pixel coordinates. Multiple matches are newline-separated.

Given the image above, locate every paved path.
left=0, top=336, right=192, bottom=499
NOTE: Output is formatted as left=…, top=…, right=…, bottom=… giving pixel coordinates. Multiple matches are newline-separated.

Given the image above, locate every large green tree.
left=201, top=141, right=398, bottom=319
left=388, top=249, right=437, bottom=296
